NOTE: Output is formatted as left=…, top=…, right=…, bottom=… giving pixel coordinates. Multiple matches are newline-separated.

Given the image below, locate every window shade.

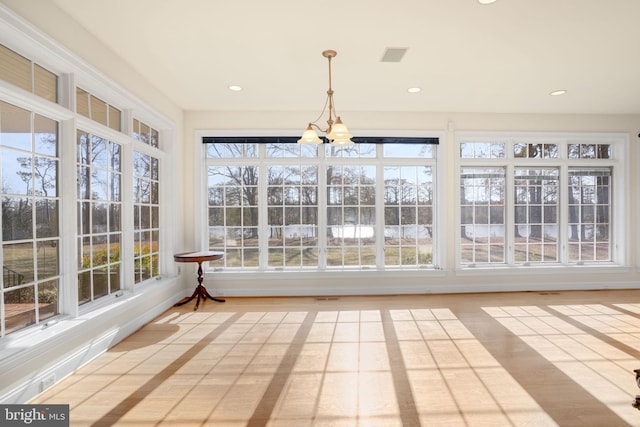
left=202, top=136, right=439, bottom=144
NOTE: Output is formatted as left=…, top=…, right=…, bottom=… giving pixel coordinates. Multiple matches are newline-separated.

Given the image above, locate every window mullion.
left=318, top=149, right=328, bottom=270
left=505, top=163, right=515, bottom=265
left=60, top=118, right=79, bottom=316
left=558, top=164, right=569, bottom=264
left=375, top=147, right=385, bottom=270
left=121, top=140, right=135, bottom=290
left=258, top=145, right=268, bottom=270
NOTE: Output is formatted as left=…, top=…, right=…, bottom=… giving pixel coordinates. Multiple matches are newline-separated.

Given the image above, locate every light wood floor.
left=31, top=289, right=640, bottom=426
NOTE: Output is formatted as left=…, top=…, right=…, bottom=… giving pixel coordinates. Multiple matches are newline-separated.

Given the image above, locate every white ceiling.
left=50, top=0, right=640, bottom=115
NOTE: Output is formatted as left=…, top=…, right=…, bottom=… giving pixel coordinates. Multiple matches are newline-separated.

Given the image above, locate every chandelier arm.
left=308, top=93, right=330, bottom=131
left=308, top=123, right=326, bottom=133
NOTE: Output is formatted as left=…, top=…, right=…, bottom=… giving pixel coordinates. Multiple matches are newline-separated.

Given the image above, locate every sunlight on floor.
left=29, top=293, right=640, bottom=426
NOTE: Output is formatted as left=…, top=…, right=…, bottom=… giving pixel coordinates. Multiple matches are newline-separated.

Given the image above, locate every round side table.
left=174, top=251, right=225, bottom=310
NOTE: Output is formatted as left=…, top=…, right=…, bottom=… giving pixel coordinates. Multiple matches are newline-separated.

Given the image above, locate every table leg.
left=174, top=261, right=226, bottom=310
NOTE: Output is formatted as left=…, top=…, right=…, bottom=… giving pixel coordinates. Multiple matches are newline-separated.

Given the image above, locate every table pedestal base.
left=173, top=251, right=226, bottom=311
left=174, top=284, right=225, bottom=311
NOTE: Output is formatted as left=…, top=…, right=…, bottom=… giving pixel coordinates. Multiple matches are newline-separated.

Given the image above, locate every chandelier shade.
left=298, top=125, right=323, bottom=145
left=297, top=50, right=354, bottom=146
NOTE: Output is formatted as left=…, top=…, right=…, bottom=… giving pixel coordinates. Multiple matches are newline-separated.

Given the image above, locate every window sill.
left=456, top=263, right=630, bottom=276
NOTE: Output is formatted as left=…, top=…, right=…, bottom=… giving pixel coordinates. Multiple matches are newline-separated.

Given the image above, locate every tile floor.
left=30, top=290, right=640, bottom=426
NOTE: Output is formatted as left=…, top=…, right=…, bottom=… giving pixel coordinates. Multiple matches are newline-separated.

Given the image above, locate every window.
left=327, top=164, right=376, bottom=267
left=208, top=162, right=260, bottom=268
left=384, top=165, right=434, bottom=267
left=0, top=20, right=174, bottom=341
left=0, top=43, right=58, bottom=103
left=76, top=88, right=121, bottom=132
left=568, top=168, right=611, bottom=262
left=77, top=131, right=122, bottom=304
left=460, top=141, right=505, bottom=159
left=1, top=101, right=60, bottom=336
left=133, top=119, right=159, bottom=148
left=460, top=168, right=506, bottom=264
left=133, top=151, right=160, bottom=282
left=267, top=162, right=318, bottom=269
left=458, top=135, right=619, bottom=267
left=205, top=137, right=438, bottom=271
left=131, top=119, right=162, bottom=282
left=514, top=168, right=559, bottom=262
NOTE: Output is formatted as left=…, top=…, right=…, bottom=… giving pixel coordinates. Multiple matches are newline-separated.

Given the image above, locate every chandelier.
left=297, top=50, right=354, bottom=146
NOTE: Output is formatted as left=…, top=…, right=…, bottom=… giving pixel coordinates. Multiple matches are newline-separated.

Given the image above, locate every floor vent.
left=315, top=297, right=339, bottom=301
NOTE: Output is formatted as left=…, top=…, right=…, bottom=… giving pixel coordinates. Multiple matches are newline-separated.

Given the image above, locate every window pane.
left=326, top=143, right=376, bottom=158
left=90, top=95, right=108, bottom=127
left=151, top=128, right=159, bottom=148
left=3, top=242, right=34, bottom=285
left=0, top=44, right=31, bottom=92
left=383, top=165, right=433, bottom=267
left=513, top=168, right=559, bottom=263
left=38, top=279, right=59, bottom=322
left=34, top=114, right=58, bottom=156
left=36, top=199, right=58, bottom=238
left=568, top=168, right=611, bottom=262
left=76, top=88, right=90, bottom=118
left=266, top=164, right=318, bottom=269
left=1, top=101, right=31, bottom=150
left=460, top=142, right=505, bottom=158
left=37, top=240, right=59, bottom=279
left=207, top=164, right=260, bottom=269
left=460, top=168, right=505, bottom=264
left=108, top=105, right=121, bottom=131
left=2, top=148, right=32, bottom=195
left=384, top=143, right=434, bottom=158
left=34, top=64, right=57, bottom=103
left=76, top=131, right=122, bottom=303
left=4, top=286, right=36, bottom=334
left=1, top=102, right=60, bottom=335
left=326, top=165, right=376, bottom=268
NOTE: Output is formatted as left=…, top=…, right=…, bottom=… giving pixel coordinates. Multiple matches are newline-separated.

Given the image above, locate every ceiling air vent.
left=381, top=47, right=408, bottom=63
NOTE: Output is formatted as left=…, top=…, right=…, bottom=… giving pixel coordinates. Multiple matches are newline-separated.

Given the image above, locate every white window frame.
left=455, top=131, right=629, bottom=273
left=194, top=130, right=446, bottom=276
left=0, top=8, right=177, bottom=337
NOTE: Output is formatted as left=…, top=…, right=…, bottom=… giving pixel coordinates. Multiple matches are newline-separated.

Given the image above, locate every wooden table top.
left=173, top=250, right=224, bottom=263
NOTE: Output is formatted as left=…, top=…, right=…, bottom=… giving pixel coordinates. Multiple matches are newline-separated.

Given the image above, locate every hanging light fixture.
left=297, top=50, right=354, bottom=146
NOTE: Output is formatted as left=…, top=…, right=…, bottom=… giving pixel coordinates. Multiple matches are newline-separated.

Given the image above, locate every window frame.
left=455, top=131, right=628, bottom=272
left=76, top=129, right=123, bottom=306
left=196, top=130, right=445, bottom=275
left=0, top=32, right=176, bottom=337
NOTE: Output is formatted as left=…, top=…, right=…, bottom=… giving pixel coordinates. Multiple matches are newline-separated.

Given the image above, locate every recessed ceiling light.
left=407, top=87, right=421, bottom=93
left=550, top=90, right=567, bottom=96
left=478, top=0, right=497, bottom=4
left=228, top=85, right=243, bottom=92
